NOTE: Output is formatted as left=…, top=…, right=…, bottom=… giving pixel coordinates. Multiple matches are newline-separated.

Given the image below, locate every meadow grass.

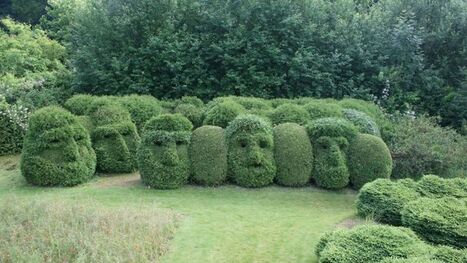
left=0, top=155, right=358, bottom=263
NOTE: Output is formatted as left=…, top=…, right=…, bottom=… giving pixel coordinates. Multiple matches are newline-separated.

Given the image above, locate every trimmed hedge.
left=190, top=126, right=228, bottom=185
left=307, top=117, right=358, bottom=141
left=432, top=246, right=467, bottom=263
left=175, top=96, right=204, bottom=108
left=20, top=106, right=96, bottom=186
left=356, top=178, right=420, bottom=225
left=137, top=114, right=192, bottom=189
left=316, top=224, right=429, bottom=263
left=348, top=134, right=392, bottom=189
left=174, top=103, right=205, bottom=128
left=416, top=174, right=467, bottom=199
left=225, top=114, right=276, bottom=188
left=343, top=108, right=381, bottom=137
left=269, top=103, right=310, bottom=125
left=303, top=101, right=343, bottom=120
left=203, top=100, right=245, bottom=128
left=273, top=123, right=313, bottom=186
left=401, top=197, right=467, bottom=248
left=63, top=94, right=96, bottom=115
left=118, top=95, right=162, bottom=132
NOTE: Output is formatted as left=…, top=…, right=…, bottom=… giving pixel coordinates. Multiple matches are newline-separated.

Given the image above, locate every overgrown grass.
left=0, top=155, right=358, bottom=263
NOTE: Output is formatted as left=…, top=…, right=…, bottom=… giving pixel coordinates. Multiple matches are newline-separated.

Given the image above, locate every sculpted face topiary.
left=20, top=106, right=96, bottom=186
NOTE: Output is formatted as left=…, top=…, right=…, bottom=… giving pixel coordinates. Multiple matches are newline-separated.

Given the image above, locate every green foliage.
left=63, top=94, right=96, bottom=115
left=175, top=96, right=204, bottom=108
left=20, top=106, right=96, bottom=186
left=303, top=101, right=343, bottom=120
left=0, top=0, right=48, bottom=24
left=316, top=224, right=429, bottom=263
left=307, top=118, right=358, bottom=142
left=0, top=98, right=28, bottom=155
left=203, top=100, right=245, bottom=128
left=273, top=123, right=313, bottom=187
left=190, top=126, right=227, bottom=186
left=416, top=174, right=467, bottom=199
left=348, top=134, right=392, bottom=189
left=343, top=108, right=381, bottom=136
left=118, top=95, right=162, bottom=132
left=269, top=103, right=310, bottom=125
left=401, top=197, right=467, bottom=248
left=138, top=114, right=192, bottom=189
left=432, top=246, right=467, bottom=263
left=356, top=179, right=420, bottom=225
left=225, top=115, right=276, bottom=188
left=174, top=103, right=205, bottom=128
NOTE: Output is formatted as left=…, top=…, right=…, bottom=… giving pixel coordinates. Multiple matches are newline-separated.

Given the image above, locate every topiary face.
left=20, top=106, right=96, bottom=186
left=137, top=114, right=193, bottom=189
left=226, top=115, right=276, bottom=187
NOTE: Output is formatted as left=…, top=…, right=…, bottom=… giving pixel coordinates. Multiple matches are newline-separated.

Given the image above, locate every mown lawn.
left=0, top=155, right=358, bottom=263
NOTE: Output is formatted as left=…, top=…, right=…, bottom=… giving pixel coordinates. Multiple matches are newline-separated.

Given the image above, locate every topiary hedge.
left=225, top=114, right=276, bottom=188
left=416, top=174, right=467, bottom=199
left=303, top=101, right=343, bottom=120
left=20, top=106, right=96, bottom=186
left=401, top=197, right=467, bottom=248
left=356, top=178, right=420, bottom=225
left=118, top=95, right=162, bottom=132
left=269, top=103, right=310, bottom=125
left=137, top=114, right=193, bottom=189
left=174, top=103, right=205, bottom=128
left=190, top=125, right=228, bottom=186
left=63, top=94, right=97, bottom=116
left=273, top=123, right=313, bottom=186
left=343, top=108, right=381, bottom=137
left=203, top=100, right=245, bottom=128
left=348, top=134, right=392, bottom=189
left=432, top=245, right=467, bottom=263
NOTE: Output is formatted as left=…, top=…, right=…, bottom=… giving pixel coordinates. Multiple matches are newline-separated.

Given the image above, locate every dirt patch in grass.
left=335, top=216, right=367, bottom=229
left=92, top=173, right=142, bottom=188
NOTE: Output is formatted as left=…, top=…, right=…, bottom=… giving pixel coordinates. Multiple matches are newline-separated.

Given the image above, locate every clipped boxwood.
left=174, top=103, right=205, bottom=128
left=225, top=114, right=276, bottom=188
left=343, top=108, right=381, bottom=136
left=432, top=245, right=467, bottom=263
left=348, top=134, right=392, bottom=189
left=137, top=114, right=193, bottom=189
left=175, top=96, right=204, bottom=108
left=20, top=106, right=96, bottom=186
left=401, top=197, right=467, bottom=248
left=303, top=101, right=343, bottom=120
left=203, top=100, right=245, bottom=128
left=416, top=174, right=467, bottom=199
left=269, top=103, right=310, bottom=125
left=118, top=95, right=162, bottom=132
left=316, top=224, right=429, bottom=263
left=190, top=126, right=227, bottom=186
left=307, top=117, right=358, bottom=141
left=356, top=178, right=420, bottom=225
left=63, top=94, right=97, bottom=115
left=273, top=123, right=313, bottom=186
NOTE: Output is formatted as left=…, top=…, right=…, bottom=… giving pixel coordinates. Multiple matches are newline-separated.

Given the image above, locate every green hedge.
left=0, top=100, right=27, bottom=155
left=203, top=100, right=245, bottom=128
left=348, top=134, right=392, bottom=189
left=190, top=126, right=227, bottom=185
left=273, top=123, right=313, bottom=186
left=401, top=197, right=467, bottom=248
left=225, top=114, right=276, bottom=187
left=63, top=94, right=97, bottom=116
left=416, top=174, right=467, bottom=199
left=356, top=179, right=420, bottom=225
left=303, top=101, right=343, bottom=120
left=174, top=103, right=205, bottom=128
left=432, top=245, right=467, bottom=263
left=269, top=103, right=309, bottom=125
left=118, top=95, right=162, bottom=132
left=20, top=106, right=96, bottom=186
left=137, top=114, right=192, bottom=189
left=342, top=108, right=381, bottom=137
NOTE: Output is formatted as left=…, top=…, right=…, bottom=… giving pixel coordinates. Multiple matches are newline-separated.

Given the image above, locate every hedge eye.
left=154, top=141, right=162, bottom=146
left=239, top=139, right=247, bottom=148
left=176, top=140, right=184, bottom=146
left=259, top=140, right=268, bottom=148
left=50, top=138, right=60, bottom=144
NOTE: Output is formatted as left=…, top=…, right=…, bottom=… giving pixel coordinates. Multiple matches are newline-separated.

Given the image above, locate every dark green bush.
left=348, top=134, right=392, bottom=189
left=379, top=257, right=440, bottom=263
left=303, top=101, right=343, bottom=120
left=20, top=106, right=96, bottom=186
left=175, top=96, right=204, bottom=108
left=416, top=174, right=467, bottom=199
left=174, top=103, right=205, bottom=128
left=432, top=245, right=467, bottom=263
left=0, top=100, right=27, bottom=155
left=269, top=103, right=309, bottom=125
left=316, top=224, right=429, bottom=263
left=273, top=123, right=313, bottom=187
left=63, top=94, right=97, bottom=116
left=356, top=179, right=420, bottom=225
left=225, top=114, right=276, bottom=188
left=203, top=100, right=245, bottom=128
left=401, top=197, right=467, bottom=248
left=118, top=95, right=162, bottom=132
left=343, top=108, right=381, bottom=137
left=137, top=114, right=192, bottom=189
left=190, top=126, right=227, bottom=186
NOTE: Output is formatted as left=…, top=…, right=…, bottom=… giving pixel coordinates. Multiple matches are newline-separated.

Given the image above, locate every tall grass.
left=0, top=197, right=179, bottom=262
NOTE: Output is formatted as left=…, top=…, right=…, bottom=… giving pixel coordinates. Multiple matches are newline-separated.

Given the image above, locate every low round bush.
left=175, top=96, right=204, bottom=108
left=316, top=224, right=429, bottom=263
left=273, top=123, right=313, bottom=186
left=401, top=197, right=467, bottom=248
left=380, top=257, right=440, bottom=263
left=356, top=179, right=420, bottom=225
left=88, top=99, right=132, bottom=127
left=190, top=126, right=227, bottom=185
left=174, top=103, right=205, bottom=128
left=138, top=114, right=193, bottom=189
left=203, top=100, right=245, bottom=128
left=338, top=98, right=383, bottom=120
left=269, top=103, right=309, bottom=125
left=20, top=106, right=96, bottom=186
left=225, top=115, right=276, bottom=188
left=343, top=108, right=381, bottom=136
left=63, top=94, right=96, bottom=115
left=118, top=95, right=162, bottom=132
left=348, top=134, right=392, bottom=189
left=303, top=101, right=343, bottom=120
left=416, top=174, right=467, bottom=199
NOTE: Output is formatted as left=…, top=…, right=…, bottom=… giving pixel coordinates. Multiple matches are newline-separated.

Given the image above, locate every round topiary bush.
left=137, top=114, right=193, bottom=189
left=416, top=174, right=467, bottom=199
left=348, top=133, right=392, bottom=189
left=174, top=103, right=205, bottom=128
left=118, top=95, right=162, bottom=132
left=307, top=117, right=358, bottom=141
left=273, top=123, right=313, bottom=186
left=338, top=98, right=382, bottom=120
left=175, top=96, right=205, bottom=108
left=20, top=106, right=96, bottom=186
left=401, top=197, right=467, bottom=248
left=303, top=101, right=343, bottom=120
left=203, top=100, right=245, bottom=128
left=88, top=100, right=133, bottom=127
left=269, top=103, right=310, bottom=125
left=356, top=178, right=420, bottom=225
left=343, top=108, right=381, bottom=136
left=63, top=94, right=97, bottom=115
left=190, top=125, right=228, bottom=186
left=316, top=224, right=430, bottom=263
left=225, top=114, right=276, bottom=188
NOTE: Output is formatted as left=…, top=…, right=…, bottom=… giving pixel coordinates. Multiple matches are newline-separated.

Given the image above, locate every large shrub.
left=174, top=103, right=205, bottom=128
left=269, top=103, right=310, bottom=125
left=118, top=95, right=162, bottom=132
left=342, top=108, right=381, bottom=137
left=0, top=98, right=28, bottom=155
left=203, top=100, right=245, bottom=128
left=137, top=114, right=192, bottom=189
left=273, top=123, right=313, bottom=187
left=20, top=106, right=96, bottom=186
left=316, top=224, right=430, bottom=263
left=303, top=101, right=343, bottom=120
left=416, top=174, right=467, bottom=199
left=356, top=178, right=420, bottom=225
left=190, top=126, right=227, bottom=186
left=348, top=134, right=392, bottom=189
left=63, top=94, right=97, bottom=116
left=401, top=197, right=467, bottom=248
left=225, top=115, right=276, bottom=188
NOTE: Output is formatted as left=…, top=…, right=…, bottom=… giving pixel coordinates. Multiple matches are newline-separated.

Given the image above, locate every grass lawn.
left=0, top=155, right=359, bottom=263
